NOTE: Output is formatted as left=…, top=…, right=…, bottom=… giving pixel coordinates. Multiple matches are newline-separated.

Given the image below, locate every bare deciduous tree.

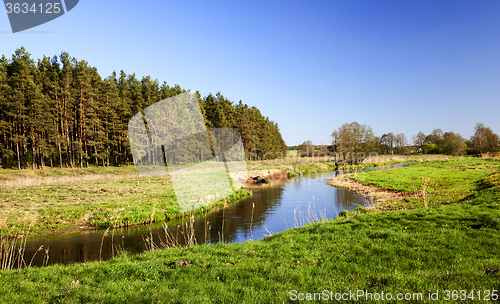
left=412, top=131, right=426, bottom=152
left=395, top=133, right=407, bottom=149
left=381, top=132, right=395, bottom=154
left=471, top=123, right=499, bottom=156
left=331, top=122, right=376, bottom=164
left=298, top=140, right=314, bottom=157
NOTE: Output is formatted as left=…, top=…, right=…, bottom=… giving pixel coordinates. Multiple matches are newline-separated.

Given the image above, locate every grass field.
left=0, top=172, right=498, bottom=302
left=0, top=166, right=252, bottom=237
left=0, top=157, right=498, bottom=303
left=349, top=157, right=500, bottom=210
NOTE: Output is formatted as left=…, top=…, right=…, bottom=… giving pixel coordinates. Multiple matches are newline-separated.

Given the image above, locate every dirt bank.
left=326, top=175, right=416, bottom=207
left=230, top=169, right=287, bottom=186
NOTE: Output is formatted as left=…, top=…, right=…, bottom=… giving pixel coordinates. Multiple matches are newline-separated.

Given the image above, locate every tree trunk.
left=16, top=142, right=21, bottom=170
left=23, top=142, right=28, bottom=169
left=40, top=147, right=45, bottom=169
left=125, top=146, right=129, bottom=166
left=32, top=137, right=36, bottom=170
left=67, top=134, right=73, bottom=168
left=94, top=146, right=98, bottom=166
left=58, top=142, right=63, bottom=168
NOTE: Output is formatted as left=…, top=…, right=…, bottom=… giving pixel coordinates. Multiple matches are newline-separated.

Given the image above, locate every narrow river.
left=21, top=163, right=407, bottom=267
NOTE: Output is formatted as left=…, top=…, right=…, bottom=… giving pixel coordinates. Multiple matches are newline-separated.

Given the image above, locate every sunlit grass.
left=0, top=167, right=252, bottom=237
left=352, top=158, right=500, bottom=208
left=0, top=158, right=499, bottom=302
left=0, top=184, right=498, bottom=303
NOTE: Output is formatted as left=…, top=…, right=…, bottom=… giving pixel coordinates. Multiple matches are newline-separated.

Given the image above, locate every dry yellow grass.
left=249, top=153, right=457, bottom=169
left=247, top=155, right=336, bottom=169
left=0, top=172, right=139, bottom=188
left=361, top=154, right=453, bottom=164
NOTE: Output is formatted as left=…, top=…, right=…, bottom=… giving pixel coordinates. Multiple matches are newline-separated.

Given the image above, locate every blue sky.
left=2, top=0, right=500, bottom=146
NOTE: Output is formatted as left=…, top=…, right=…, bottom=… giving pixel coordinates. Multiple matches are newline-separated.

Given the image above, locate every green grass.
left=0, top=182, right=498, bottom=303
left=0, top=166, right=252, bottom=237
left=0, top=158, right=439, bottom=236
left=352, top=158, right=500, bottom=209
left=1, top=158, right=499, bottom=303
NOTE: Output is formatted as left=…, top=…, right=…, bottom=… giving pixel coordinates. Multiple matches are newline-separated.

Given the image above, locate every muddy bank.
left=326, top=175, right=415, bottom=206
left=230, top=169, right=287, bottom=186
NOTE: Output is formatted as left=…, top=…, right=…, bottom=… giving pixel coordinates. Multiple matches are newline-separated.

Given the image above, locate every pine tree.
left=0, top=55, right=14, bottom=168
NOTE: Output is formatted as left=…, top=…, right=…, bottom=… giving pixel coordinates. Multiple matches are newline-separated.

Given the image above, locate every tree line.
left=0, top=47, right=287, bottom=169
left=296, top=122, right=499, bottom=164
left=379, top=123, right=499, bottom=156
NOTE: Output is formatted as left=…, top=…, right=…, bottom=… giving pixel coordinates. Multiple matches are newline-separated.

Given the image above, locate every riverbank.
left=326, top=157, right=500, bottom=211
left=0, top=159, right=499, bottom=302
left=0, top=166, right=253, bottom=238
left=248, top=153, right=453, bottom=171
left=326, top=176, right=413, bottom=205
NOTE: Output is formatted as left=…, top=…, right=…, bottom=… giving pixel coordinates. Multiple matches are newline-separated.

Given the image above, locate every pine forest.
left=0, top=48, right=287, bottom=169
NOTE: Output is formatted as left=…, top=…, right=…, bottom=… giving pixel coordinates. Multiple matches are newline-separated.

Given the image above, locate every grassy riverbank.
left=0, top=157, right=498, bottom=303
left=0, top=166, right=252, bottom=237
left=340, top=157, right=500, bottom=210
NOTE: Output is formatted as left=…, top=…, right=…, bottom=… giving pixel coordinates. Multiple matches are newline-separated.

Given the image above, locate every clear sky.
left=2, top=0, right=500, bottom=146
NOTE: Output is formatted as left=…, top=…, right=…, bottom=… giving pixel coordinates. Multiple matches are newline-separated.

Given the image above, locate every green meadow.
left=352, top=157, right=500, bottom=210
left=0, top=166, right=251, bottom=237
left=0, top=158, right=498, bottom=303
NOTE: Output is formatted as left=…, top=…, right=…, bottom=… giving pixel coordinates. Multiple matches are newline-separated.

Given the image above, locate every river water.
left=20, top=163, right=407, bottom=267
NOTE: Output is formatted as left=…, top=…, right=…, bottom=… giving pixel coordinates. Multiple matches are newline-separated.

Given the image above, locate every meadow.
left=0, top=157, right=498, bottom=303
left=350, top=157, right=500, bottom=210
left=0, top=166, right=251, bottom=237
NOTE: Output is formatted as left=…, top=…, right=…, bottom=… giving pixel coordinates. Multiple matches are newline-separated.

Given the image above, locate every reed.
left=250, top=203, right=255, bottom=241
left=422, top=177, right=431, bottom=208
left=42, top=247, right=49, bottom=267
left=99, top=227, right=110, bottom=262
left=290, top=199, right=328, bottom=229
left=0, top=219, right=48, bottom=270
left=140, top=214, right=200, bottom=253
left=221, top=205, right=226, bottom=243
